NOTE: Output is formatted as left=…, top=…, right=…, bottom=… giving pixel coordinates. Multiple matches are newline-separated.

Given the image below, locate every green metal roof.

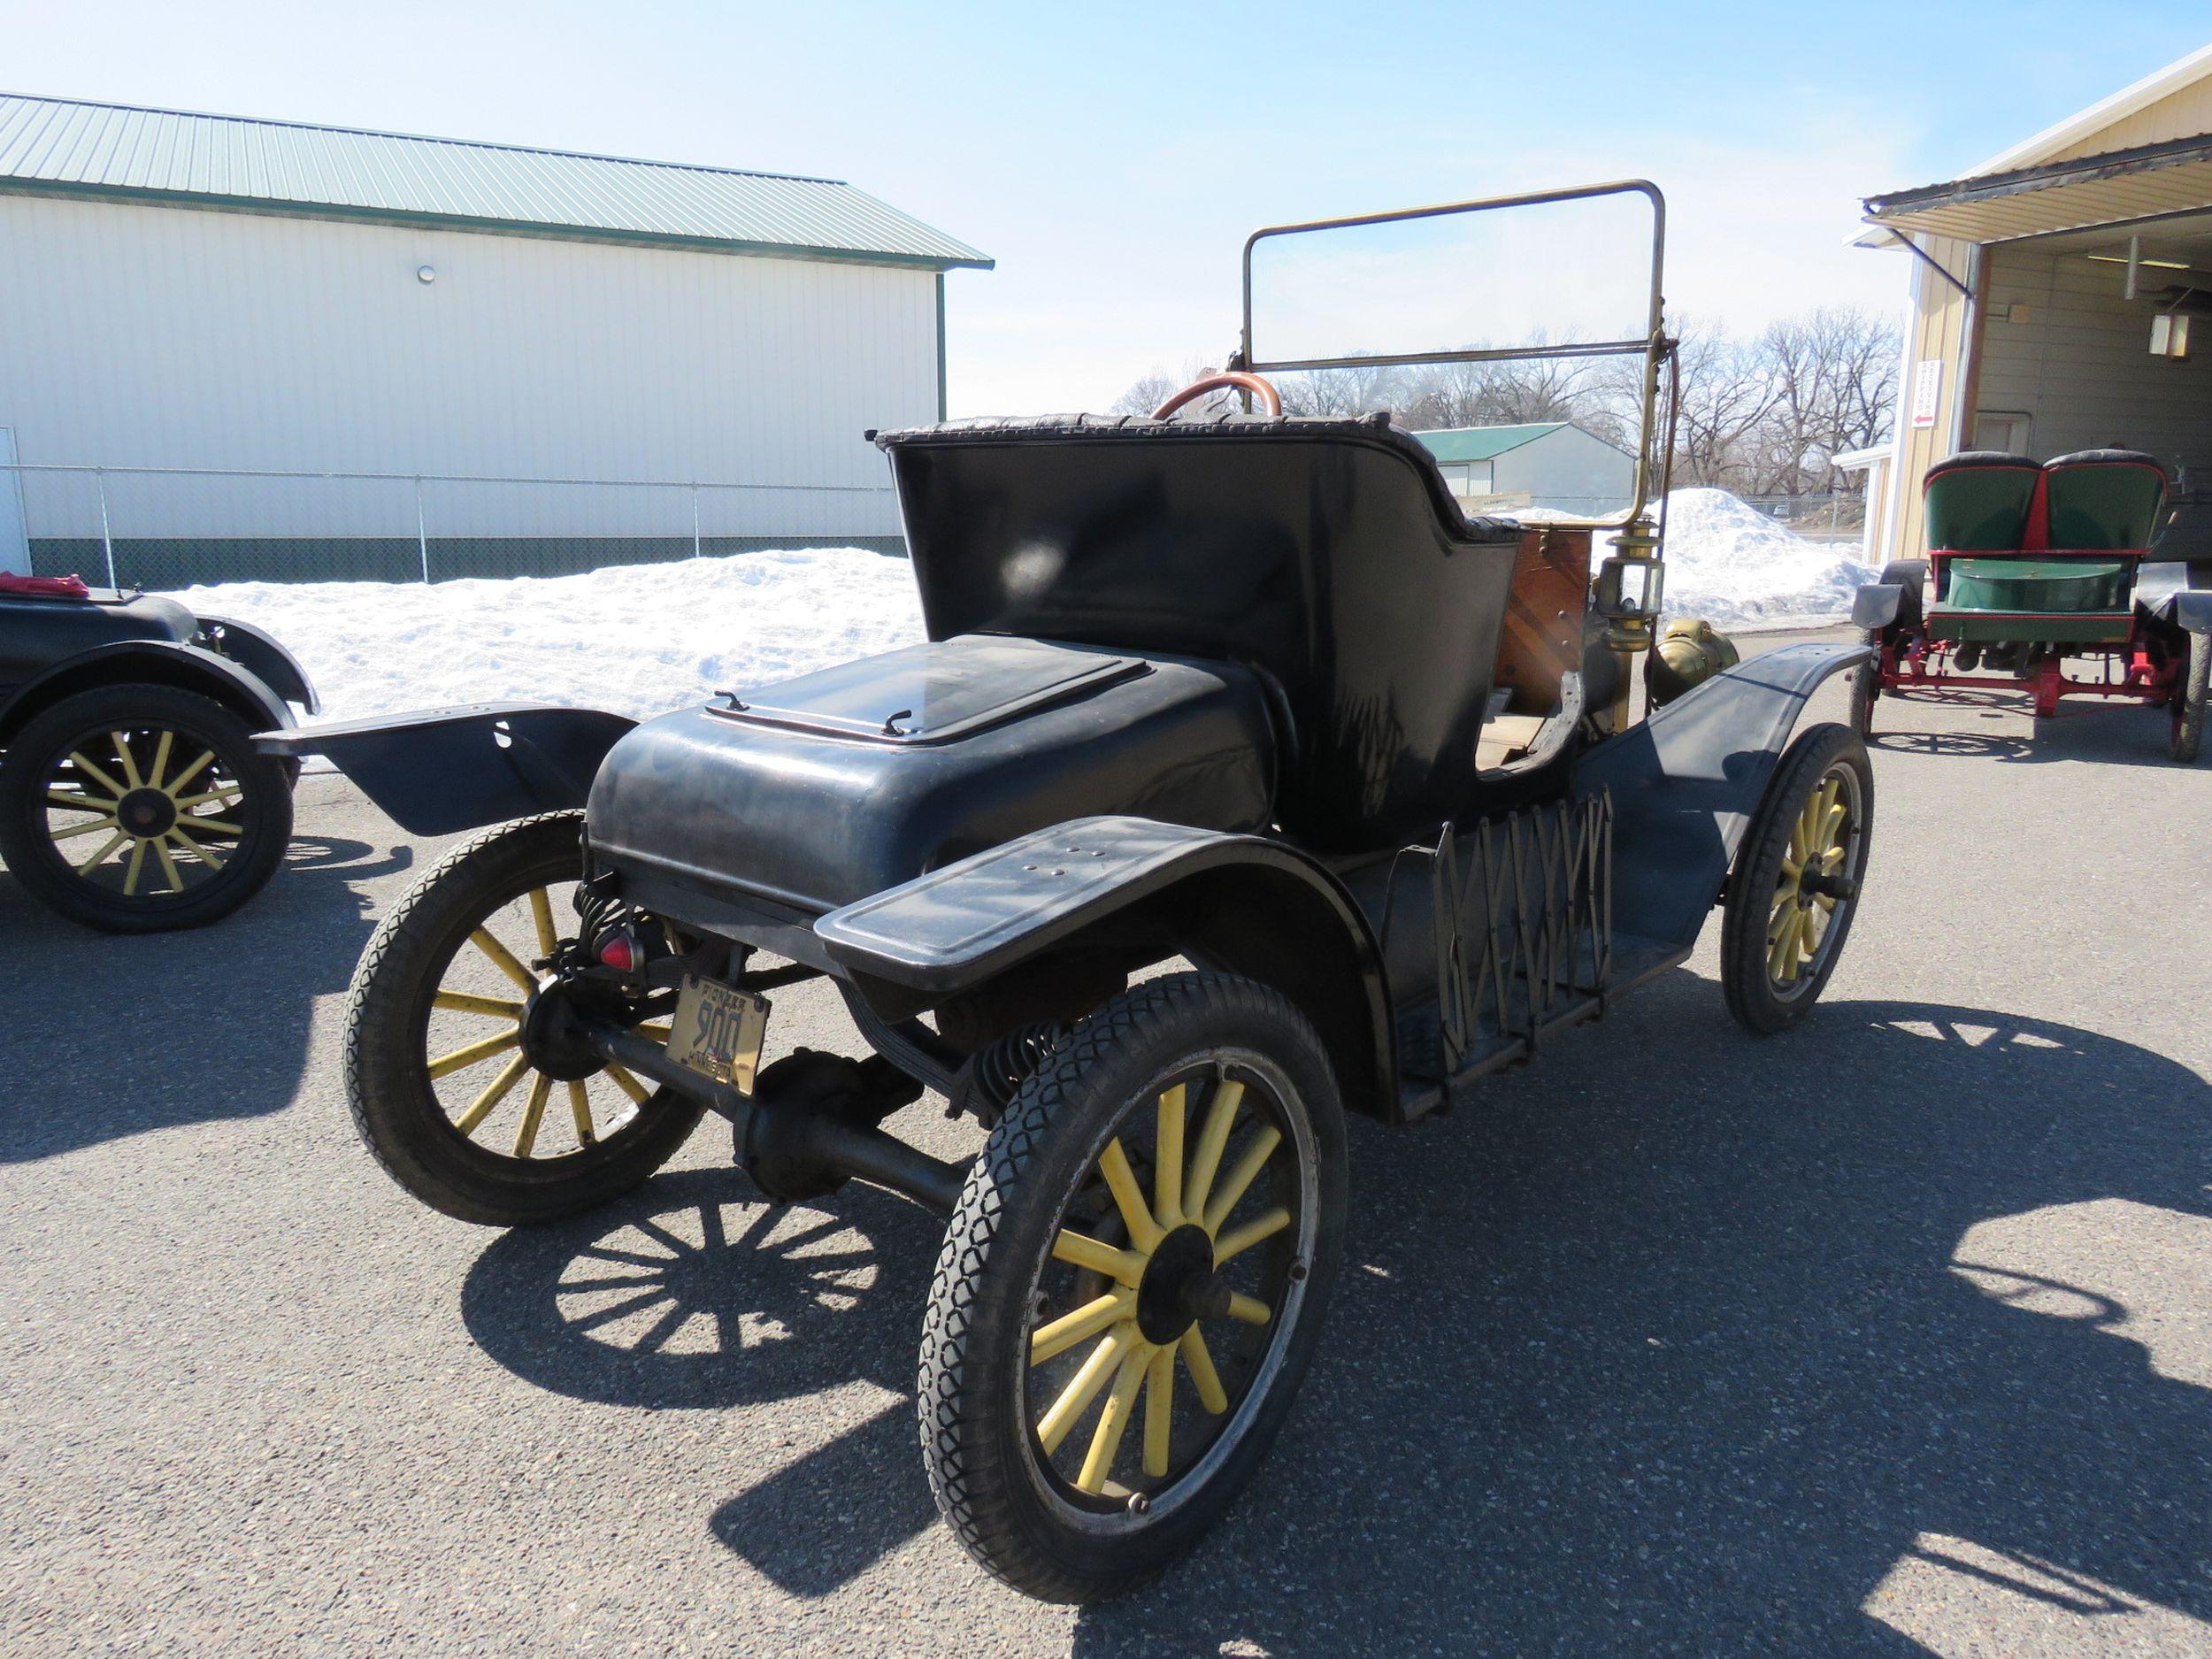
left=1412, top=423, right=1570, bottom=464
left=0, top=93, right=991, bottom=271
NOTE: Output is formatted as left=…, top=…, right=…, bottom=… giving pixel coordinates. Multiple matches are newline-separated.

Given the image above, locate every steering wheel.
left=1151, top=371, right=1283, bottom=420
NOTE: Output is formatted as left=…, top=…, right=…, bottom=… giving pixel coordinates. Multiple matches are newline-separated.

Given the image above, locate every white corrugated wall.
left=0, top=194, right=938, bottom=541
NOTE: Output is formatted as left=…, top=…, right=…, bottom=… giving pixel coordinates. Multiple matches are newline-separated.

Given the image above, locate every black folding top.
left=873, top=411, right=1523, bottom=541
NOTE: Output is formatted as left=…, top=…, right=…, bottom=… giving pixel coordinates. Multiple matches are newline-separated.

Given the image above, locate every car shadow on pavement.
left=0, top=832, right=403, bottom=1160
left=1872, top=693, right=2197, bottom=768
left=461, top=1164, right=949, bottom=1594
left=1062, top=990, right=2212, bottom=1657
left=461, top=1165, right=942, bottom=1411
left=453, top=987, right=2212, bottom=1650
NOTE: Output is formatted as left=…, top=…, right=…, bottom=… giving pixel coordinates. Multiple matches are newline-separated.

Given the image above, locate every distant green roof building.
left=1413, top=423, right=1577, bottom=465
left=1413, top=422, right=1634, bottom=515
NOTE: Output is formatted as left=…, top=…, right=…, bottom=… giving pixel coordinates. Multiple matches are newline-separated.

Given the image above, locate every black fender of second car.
left=0, top=638, right=300, bottom=747
left=812, top=813, right=1399, bottom=1122
left=191, top=616, right=319, bottom=714
left=257, top=703, right=639, bottom=835
left=1573, top=641, right=1872, bottom=952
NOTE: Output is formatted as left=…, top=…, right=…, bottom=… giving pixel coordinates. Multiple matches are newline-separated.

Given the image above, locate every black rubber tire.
left=0, top=683, right=293, bottom=933
left=344, top=811, right=704, bottom=1226
left=1848, top=649, right=1880, bottom=739
left=917, top=971, right=1348, bottom=1603
left=2170, top=632, right=2208, bottom=764
left=1720, top=723, right=1873, bottom=1036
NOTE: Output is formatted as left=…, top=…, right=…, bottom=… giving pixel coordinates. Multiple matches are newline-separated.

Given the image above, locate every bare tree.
left=1108, top=370, right=1187, bottom=418
left=1104, top=304, right=1901, bottom=498
left=1277, top=356, right=1402, bottom=417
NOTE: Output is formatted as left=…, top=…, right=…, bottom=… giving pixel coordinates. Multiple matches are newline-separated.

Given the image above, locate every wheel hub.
left=518, top=978, right=610, bottom=1081
left=1135, top=1224, right=1224, bottom=1344
left=116, top=787, right=177, bottom=839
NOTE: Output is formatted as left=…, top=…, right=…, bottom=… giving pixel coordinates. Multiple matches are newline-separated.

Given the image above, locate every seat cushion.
left=1924, top=452, right=2039, bottom=552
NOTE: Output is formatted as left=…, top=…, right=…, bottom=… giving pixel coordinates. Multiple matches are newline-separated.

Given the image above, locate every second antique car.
left=0, top=571, right=315, bottom=930
left=269, top=181, right=1878, bottom=1601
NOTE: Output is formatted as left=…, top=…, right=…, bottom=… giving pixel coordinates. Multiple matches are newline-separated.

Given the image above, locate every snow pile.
left=168, top=549, right=926, bottom=726
left=1645, top=488, right=1878, bottom=632
left=168, top=488, right=1872, bottom=732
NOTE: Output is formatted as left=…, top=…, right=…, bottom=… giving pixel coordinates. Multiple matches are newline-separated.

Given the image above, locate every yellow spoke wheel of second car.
left=343, top=811, right=704, bottom=1226
left=918, top=972, right=1346, bottom=1603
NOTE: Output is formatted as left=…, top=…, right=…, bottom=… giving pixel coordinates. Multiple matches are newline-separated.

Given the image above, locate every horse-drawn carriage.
left=1850, top=448, right=2212, bottom=758
left=273, top=182, right=1878, bottom=1600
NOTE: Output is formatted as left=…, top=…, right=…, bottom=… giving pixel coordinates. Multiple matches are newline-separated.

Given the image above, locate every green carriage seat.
left=1924, top=451, right=2040, bottom=557
left=1928, top=450, right=2162, bottom=646
left=2042, top=448, right=2167, bottom=549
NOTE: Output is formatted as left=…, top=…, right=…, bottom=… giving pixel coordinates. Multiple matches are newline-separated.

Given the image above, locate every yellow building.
left=1861, top=44, right=2212, bottom=565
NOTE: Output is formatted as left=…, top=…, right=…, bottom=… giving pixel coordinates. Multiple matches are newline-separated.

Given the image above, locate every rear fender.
left=0, top=640, right=293, bottom=745
left=1573, top=642, right=1870, bottom=952
left=2137, top=565, right=2212, bottom=635
left=257, top=703, right=636, bottom=835
left=193, top=616, right=319, bottom=713
left=815, top=815, right=1398, bottom=1121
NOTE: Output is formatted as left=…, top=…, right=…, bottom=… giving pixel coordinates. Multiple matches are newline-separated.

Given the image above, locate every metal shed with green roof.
left=0, top=94, right=991, bottom=580
left=1412, top=421, right=1635, bottom=516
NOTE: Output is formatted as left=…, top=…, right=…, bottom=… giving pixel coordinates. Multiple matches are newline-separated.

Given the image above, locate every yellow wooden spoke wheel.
left=918, top=972, right=1347, bottom=1603
left=344, top=811, right=704, bottom=1226
left=0, top=683, right=293, bottom=932
left=1720, top=722, right=1872, bottom=1034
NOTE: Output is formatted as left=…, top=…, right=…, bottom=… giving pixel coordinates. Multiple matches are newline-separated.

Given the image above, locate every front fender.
left=1850, top=584, right=1904, bottom=631
left=0, top=640, right=293, bottom=745
left=257, top=703, right=636, bottom=835
left=816, top=815, right=1399, bottom=1120
left=1574, top=641, right=1870, bottom=951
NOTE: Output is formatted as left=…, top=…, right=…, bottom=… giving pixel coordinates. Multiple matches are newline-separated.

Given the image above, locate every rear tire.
left=2170, top=632, right=2208, bottom=764
left=345, top=811, right=704, bottom=1225
left=1720, top=724, right=1872, bottom=1035
left=918, top=972, right=1346, bottom=1602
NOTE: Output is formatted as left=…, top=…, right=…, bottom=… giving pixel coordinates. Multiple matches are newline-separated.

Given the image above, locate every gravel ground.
left=4, top=630, right=2210, bottom=1658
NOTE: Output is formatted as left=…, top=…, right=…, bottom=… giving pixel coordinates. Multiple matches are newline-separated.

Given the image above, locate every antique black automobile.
left=273, top=183, right=1876, bottom=1601
left=0, top=572, right=313, bottom=929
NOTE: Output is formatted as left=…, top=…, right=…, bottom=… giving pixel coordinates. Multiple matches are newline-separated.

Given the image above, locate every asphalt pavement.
left=4, top=629, right=2211, bottom=1657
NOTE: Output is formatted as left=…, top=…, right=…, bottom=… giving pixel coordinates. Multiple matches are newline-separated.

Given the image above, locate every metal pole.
left=95, top=467, right=117, bottom=589
left=414, top=476, right=430, bottom=584
left=691, top=483, right=702, bottom=560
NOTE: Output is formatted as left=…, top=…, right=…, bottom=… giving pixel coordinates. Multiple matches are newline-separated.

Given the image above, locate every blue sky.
left=9, top=1, right=2210, bottom=412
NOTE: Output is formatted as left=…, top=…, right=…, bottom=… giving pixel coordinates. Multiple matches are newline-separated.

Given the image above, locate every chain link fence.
left=0, top=464, right=904, bottom=589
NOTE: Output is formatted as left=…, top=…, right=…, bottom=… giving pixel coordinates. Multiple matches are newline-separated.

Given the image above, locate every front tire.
left=0, top=683, right=293, bottom=932
left=2170, top=632, right=2208, bottom=764
left=1720, top=723, right=1872, bottom=1034
left=344, top=811, right=704, bottom=1225
left=917, top=972, right=1347, bottom=1602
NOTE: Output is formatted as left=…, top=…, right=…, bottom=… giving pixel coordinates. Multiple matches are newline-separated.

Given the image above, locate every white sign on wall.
left=1909, top=359, right=1943, bottom=430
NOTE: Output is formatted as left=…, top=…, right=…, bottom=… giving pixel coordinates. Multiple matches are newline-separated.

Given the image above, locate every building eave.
left=0, top=175, right=996, bottom=271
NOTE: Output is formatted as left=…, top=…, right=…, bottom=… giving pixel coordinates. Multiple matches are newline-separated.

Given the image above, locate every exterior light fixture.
left=416, top=265, right=436, bottom=284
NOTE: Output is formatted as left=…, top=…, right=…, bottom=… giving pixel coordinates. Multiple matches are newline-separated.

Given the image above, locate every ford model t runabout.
left=280, top=184, right=1877, bottom=1601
